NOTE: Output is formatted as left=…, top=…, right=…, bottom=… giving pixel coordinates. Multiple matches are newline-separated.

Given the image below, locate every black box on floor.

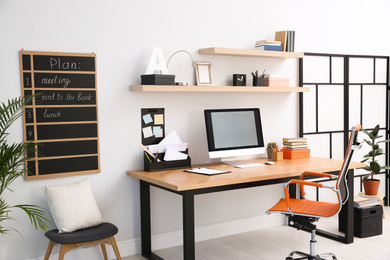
left=339, top=205, right=383, bottom=238
left=143, top=149, right=191, bottom=172
left=141, top=74, right=175, bottom=85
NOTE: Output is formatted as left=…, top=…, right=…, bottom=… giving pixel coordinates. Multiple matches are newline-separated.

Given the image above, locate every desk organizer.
left=339, top=204, right=383, bottom=238
left=252, top=77, right=265, bottom=86
left=144, top=149, right=191, bottom=172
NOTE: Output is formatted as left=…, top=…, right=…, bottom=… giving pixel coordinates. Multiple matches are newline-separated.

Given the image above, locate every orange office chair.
left=267, top=125, right=361, bottom=260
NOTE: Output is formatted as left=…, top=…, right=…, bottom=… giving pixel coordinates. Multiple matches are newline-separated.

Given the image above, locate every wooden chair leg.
left=44, top=241, right=55, bottom=260
left=101, top=243, right=108, bottom=260
left=58, top=244, right=70, bottom=260
left=109, top=236, right=122, bottom=260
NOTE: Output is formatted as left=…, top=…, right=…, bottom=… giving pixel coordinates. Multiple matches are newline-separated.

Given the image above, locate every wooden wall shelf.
left=130, top=85, right=309, bottom=93
left=199, top=47, right=304, bottom=59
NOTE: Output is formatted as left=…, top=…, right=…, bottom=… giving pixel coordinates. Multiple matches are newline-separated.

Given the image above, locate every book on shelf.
left=255, top=40, right=282, bottom=51
left=354, top=195, right=380, bottom=208
left=255, top=40, right=281, bottom=45
left=255, top=45, right=282, bottom=51
left=275, top=30, right=295, bottom=52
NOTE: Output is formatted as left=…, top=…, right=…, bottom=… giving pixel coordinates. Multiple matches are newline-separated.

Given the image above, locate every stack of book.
left=255, top=40, right=282, bottom=51
left=354, top=195, right=381, bottom=208
left=283, top=137, right=308, bottom=150
left=283, top=137, right=310, bottom=159
left=275, top=30, right=295, bottom=52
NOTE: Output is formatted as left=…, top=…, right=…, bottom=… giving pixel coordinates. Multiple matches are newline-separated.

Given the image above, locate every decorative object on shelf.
left=166, top=50, right=194, bottom=86
left=264, top=74, right=289, bottom=87
left=252, top=69, right=266, bottom=86
left=142, top=47, right=175, bottom=85
left=0, top=96, right=50, bottom=236
left=195, top=61, right=213, bottom=86
left=266, top=142, right=277, bottom=159
left=360, top=124, right=390, bottom=195
left=233, top=74, right=246, bottom=86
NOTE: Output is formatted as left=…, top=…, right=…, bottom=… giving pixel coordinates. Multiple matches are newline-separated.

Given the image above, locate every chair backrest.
left=336, top=125, right=361, bottom=205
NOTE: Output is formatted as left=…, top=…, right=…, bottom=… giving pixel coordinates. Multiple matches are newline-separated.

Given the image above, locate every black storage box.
left=339, top=205, right=383, bottom=238
left=144, top=149, right=191, bottom=172
left=141, top=74, right=175, bottom=85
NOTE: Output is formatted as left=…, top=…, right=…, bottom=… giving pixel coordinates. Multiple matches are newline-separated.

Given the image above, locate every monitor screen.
left=204, top=108, right=265, bottom=164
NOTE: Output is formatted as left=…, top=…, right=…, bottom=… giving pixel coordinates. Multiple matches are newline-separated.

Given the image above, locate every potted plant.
left=267, top=142, right=277, bottom=160
left=360, top=124, right=390, bottom=195
left=0, top=96, right=50, bottom=236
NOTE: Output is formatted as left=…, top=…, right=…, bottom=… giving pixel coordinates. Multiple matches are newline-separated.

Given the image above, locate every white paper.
left=163, top=148, right=188, bottom=161
left=148, top=143, right=188, bottom=153
left=158, top=130, right=183, bottom=145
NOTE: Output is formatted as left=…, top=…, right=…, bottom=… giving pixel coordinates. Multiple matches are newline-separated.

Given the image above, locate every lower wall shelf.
left=130, top=85, right=310, bottom=93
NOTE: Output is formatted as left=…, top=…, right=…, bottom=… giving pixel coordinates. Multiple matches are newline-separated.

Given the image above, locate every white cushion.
left=42, top=179, right=104, bottom=233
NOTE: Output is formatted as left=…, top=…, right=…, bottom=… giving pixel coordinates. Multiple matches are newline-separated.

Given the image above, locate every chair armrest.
left=300, top=171, right=335, bottom=180
left=299, top=171, right=337, bottom=198
left=284, top=180, right=323, bottom=211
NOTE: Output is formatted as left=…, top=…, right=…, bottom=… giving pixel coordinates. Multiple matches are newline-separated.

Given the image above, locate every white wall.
left=1, top=0, right=390, bottom=259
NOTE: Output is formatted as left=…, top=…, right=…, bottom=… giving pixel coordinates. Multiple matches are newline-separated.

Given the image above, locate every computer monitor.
left=204, top=108, right=265, bottom=165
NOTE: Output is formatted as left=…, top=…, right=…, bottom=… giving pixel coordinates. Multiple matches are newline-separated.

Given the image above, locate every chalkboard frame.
left=20, top=50, right=100, bottom=180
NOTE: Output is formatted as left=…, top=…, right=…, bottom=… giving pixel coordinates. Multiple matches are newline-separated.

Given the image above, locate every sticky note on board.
left=155, top=129, right=163, bottom=138
left=153, top=126, right=162, bottom=136
left=143, top=114, right=153, bottom=124
left=154, top=114, right=164, bottom=124
left=142, top=126, right=153, bottom=138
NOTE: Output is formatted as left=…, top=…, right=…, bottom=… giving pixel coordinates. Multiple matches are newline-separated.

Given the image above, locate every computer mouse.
left=264, top=161, right=275, bottom=165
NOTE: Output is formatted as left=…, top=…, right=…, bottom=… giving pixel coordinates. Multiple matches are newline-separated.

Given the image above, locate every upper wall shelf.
left=198, top=47, right=304, bottom=59
left=130, top=85, right=309, bottom=93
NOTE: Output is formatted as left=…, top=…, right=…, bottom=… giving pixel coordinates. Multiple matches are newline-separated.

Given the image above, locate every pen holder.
left=272, top=151, right=283, bottom=161
left=144, top=149, right=191, bottom=172
left=253, top=77, right=265, bottom=87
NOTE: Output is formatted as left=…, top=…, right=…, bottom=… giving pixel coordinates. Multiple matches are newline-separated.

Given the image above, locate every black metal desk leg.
left=182, top=191, right=195, bottom=260
left=140, top=180, right=152, bottom=258
left=339, top=169, right=354, bottom=244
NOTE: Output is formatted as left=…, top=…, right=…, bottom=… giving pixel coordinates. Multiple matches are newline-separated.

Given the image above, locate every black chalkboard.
left=38, top=156, right=99, bottom=175
left=35, top=90, right=96, bottom=105
left=35, top=107, right=97, bottom=123
left=33, top=55, right=95, bottom=71
left=34, top=73, right=95, bottom=88
left=20, top=50, right=99, bottom=180
left=39, top=140, right=98, bottom=157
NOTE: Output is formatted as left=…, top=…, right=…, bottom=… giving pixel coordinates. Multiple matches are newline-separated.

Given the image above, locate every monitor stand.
left=220, top=157, right=245, bottom=166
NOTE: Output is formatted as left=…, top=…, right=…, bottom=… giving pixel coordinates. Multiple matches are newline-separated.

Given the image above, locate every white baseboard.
left=26, top=214, right=284, bottom=260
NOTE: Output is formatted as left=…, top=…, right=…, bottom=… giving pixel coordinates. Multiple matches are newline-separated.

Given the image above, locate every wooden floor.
left=119, top=207, right=390, bottom=260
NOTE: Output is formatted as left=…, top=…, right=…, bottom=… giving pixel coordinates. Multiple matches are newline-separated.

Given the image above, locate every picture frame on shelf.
left=195, top=61, right=213, bottom=86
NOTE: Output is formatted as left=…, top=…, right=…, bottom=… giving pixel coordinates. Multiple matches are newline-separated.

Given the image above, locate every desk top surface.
left=127, top=157, right=365, bottom=191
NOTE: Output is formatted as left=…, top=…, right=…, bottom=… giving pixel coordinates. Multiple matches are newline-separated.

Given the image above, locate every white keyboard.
left=234, top=163, right=263, bottom=168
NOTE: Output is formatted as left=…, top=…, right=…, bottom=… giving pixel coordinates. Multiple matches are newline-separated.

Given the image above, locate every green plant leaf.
left=372, top=124, right=380, bottom=137
left=13, top=205, right=51, bottom=232
left=370, top=161, right=381, bottom=174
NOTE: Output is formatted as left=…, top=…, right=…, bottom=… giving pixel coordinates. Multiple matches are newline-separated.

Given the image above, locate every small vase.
left=362, top=179, right=380, bottom=195
left=267, top=148, right=274, bottom=159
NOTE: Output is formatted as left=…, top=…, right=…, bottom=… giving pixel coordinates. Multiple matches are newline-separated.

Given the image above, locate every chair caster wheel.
left=286, top=258, right=293, bottom=260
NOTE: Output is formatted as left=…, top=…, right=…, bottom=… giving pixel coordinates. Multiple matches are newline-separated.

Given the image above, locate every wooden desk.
left=127, top=157, right=365, bottom=260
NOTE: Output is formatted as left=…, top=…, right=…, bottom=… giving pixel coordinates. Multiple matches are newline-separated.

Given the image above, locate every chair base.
left=287, top=216, right=337, bottom=260
left=286, top=250, right=337, bottom=260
